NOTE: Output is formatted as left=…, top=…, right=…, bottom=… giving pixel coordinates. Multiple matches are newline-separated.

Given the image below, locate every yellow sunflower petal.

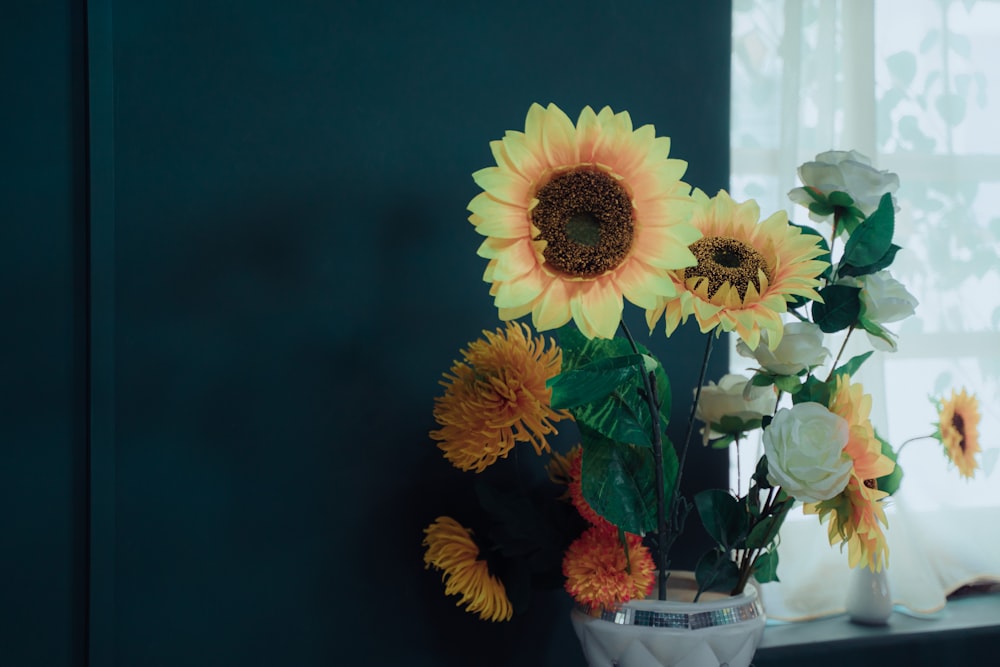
left=470, top=103, right=700, bottom=338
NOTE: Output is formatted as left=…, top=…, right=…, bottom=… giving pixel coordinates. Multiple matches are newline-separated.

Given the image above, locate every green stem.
left=895, top=434, right=936, bottom=458
left=618, top=320, right=670, bottom=599
left=826, top=325, right=855, bottom=382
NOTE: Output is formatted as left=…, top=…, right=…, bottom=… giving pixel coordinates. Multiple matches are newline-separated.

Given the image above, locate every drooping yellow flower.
left=936, top=388, right=981, bottom=479
left=423, top=517, right=513, bottom=622
left=430, top=322, right=570, bottom=473
left=803, top=377, right=895, bottom=571
left=806, top=476, right=891, bottom=571
left=646, top=189, right=828, bottom=350
left=562, top=526, right=656, bottom=611
left=470, top=103, right=701, bottom=340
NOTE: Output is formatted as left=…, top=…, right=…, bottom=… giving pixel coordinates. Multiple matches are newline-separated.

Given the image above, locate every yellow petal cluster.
left=647, top=189, right=828, bottom=350
left=423, top=517, right=513, bottom=622
left=430, top=322, right=569, bottom=472
left=470, top=103, right=700, bottom=339
left=803, top=377, right=895, bottom=571
left=937, top=388, right=981, bottom=479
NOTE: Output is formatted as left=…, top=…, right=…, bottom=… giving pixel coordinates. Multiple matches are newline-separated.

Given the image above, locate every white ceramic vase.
left=845, top=565, right=893, bottom=625
left=570, top=571, right=766, bottom=667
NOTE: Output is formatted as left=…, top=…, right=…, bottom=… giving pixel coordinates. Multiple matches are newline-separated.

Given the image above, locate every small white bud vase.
left=845, top=566, right=893, bottom=625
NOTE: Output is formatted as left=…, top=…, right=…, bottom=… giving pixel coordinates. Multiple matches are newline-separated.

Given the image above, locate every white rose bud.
left=763, top=402, right=852, bottom=502
left=788, top=150, right=899, bottom=219
left=856, top=270, right=918, bottom=324
left=695, top=374, right=776, bottom=444
left=736, top=322, right=830, bottom=376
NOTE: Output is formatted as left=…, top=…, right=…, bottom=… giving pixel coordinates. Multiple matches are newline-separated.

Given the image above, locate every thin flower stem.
left=895, top=434, right=936, bottom=458
left=618, top=320, right=671, bottom=599
left=826, top=325, right=855, bottom=382
left=676, top=334, right=716, bottom=500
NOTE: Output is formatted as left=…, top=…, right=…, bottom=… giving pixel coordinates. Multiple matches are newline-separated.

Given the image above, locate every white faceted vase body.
left=571, top=571, right=766, bottom=667
left=845, top=565, right=892, bottom=626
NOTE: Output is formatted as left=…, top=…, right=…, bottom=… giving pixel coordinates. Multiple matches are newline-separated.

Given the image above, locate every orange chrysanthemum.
left=469, top=103, right=701, bottom=340
left=430, top=322, right=570, bottom=473
left=423, top=517, right=513, bottom=622
left=804, top=376, right=895, bottom=571
left=562, top=526, right=656, bottom=611
left=646, top=189, right=828, bottom=350
left=936, top=388, right=981, bottom=479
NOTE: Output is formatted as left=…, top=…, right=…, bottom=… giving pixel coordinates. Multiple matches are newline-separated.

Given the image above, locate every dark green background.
left=2, top=1, right=731, bottom=665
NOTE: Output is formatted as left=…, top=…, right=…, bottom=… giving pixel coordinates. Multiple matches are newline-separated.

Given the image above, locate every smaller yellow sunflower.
left=430, top=322, right=571, bottom=472
left=936, top=388, right=981, bottom=479
left=804, top=377, right=895, bottom=571
left=562, top=526, right=655, bottom=611
left=423, top=517, right=513, bottom=622
left=646, top=189, right=829, bottom=350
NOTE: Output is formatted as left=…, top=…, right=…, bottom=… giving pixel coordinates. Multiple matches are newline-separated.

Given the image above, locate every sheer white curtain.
left=730, top=0, right=1000, bottom=620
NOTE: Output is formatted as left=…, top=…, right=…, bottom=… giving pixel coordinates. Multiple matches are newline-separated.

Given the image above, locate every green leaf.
left=694, top=549, right=741, bottom=594
left=714, top=415, right=762, bottom=435
left=842, top=193, right=895, bottom=267
left=875, top=431, right=904, bottom=496
left=751, top=373, right=776, bottom=387
left=694, top=489, right=748, bottom=549
left=579, top=425, right=678, bottom=535
left=832, top=351, right=874, bottom=379
left=828, top=191, right=855, bottom=207
left=752, top=455, right=772, bottom=489
left=773, top=375, right=803, bottom=394
left=838, top=243, right=901, bottom=278
left=809, top=201, right=835, bottom=217
left=745, top=504, right=789, bottom=550
left=752, top=550, right=780, bottom=584
left=794, top=375, right=832, bottom=406
left=547, top=354, right=646, bottom=409
left=709, top=434, right=737, bottom=450
left=811, top=284, right=862, bottom=333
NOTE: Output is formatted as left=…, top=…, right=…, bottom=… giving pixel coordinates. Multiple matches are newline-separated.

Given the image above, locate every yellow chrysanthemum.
left=804, top=377, right=895, bottom=571
left=423, top=517, right=513, bottom=622
left=936, top=388, right=981, bottom=479
left=646, top=189, right=828, bottom=350
left=430, top=322, right=570, bottom=473
left=470, top=103, right=701, bottom=340
left=562, top=526, right=656, bottom=611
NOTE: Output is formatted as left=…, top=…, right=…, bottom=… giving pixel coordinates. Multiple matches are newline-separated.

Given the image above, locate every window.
left=730, top=0, right=1000, bottom=620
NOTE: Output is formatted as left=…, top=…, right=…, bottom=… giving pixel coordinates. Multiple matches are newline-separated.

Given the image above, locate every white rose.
left=856, top=270, right=918, bottom=324
left=695, top=374, right=776, bottom=444
left=736, top=322, right=830, bottom=376
left=763, top=402, right=852, bottom=502
left=788, top=150, right=899, bottom=219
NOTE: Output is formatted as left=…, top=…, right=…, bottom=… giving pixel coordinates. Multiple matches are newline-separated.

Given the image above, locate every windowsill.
left=754, top=591, right=1000, bottom=667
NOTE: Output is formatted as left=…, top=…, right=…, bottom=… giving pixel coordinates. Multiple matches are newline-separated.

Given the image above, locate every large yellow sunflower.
left=430, top=321, right=570, bottom=473
left=804, top=377, right=895, bottom=571
left=423, top=517, right=513, bottom=622
left=469, top=103, right=700, bottom=340
left=936, top=388, right=981, bottom=479
left=562, top=526, right=656, bottom=611
left=646, top=189, right=828, bottom=350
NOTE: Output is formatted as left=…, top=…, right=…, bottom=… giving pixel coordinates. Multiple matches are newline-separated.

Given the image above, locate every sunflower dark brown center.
left=685, top=236, right=772, bottom=299
left=952, top=412, right=967, bottom=452
left=863, top=478, right=877, bottom=490
left=531, top=170, right=634, bottom=277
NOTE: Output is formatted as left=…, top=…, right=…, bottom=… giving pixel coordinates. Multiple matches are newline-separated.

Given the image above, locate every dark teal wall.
left=1, top=2, right=89, bottom=666
left=3, top=1, right=731, bottom=666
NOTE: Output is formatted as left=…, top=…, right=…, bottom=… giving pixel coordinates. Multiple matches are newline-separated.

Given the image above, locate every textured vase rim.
left=573, top=570, right=764, bottom=629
